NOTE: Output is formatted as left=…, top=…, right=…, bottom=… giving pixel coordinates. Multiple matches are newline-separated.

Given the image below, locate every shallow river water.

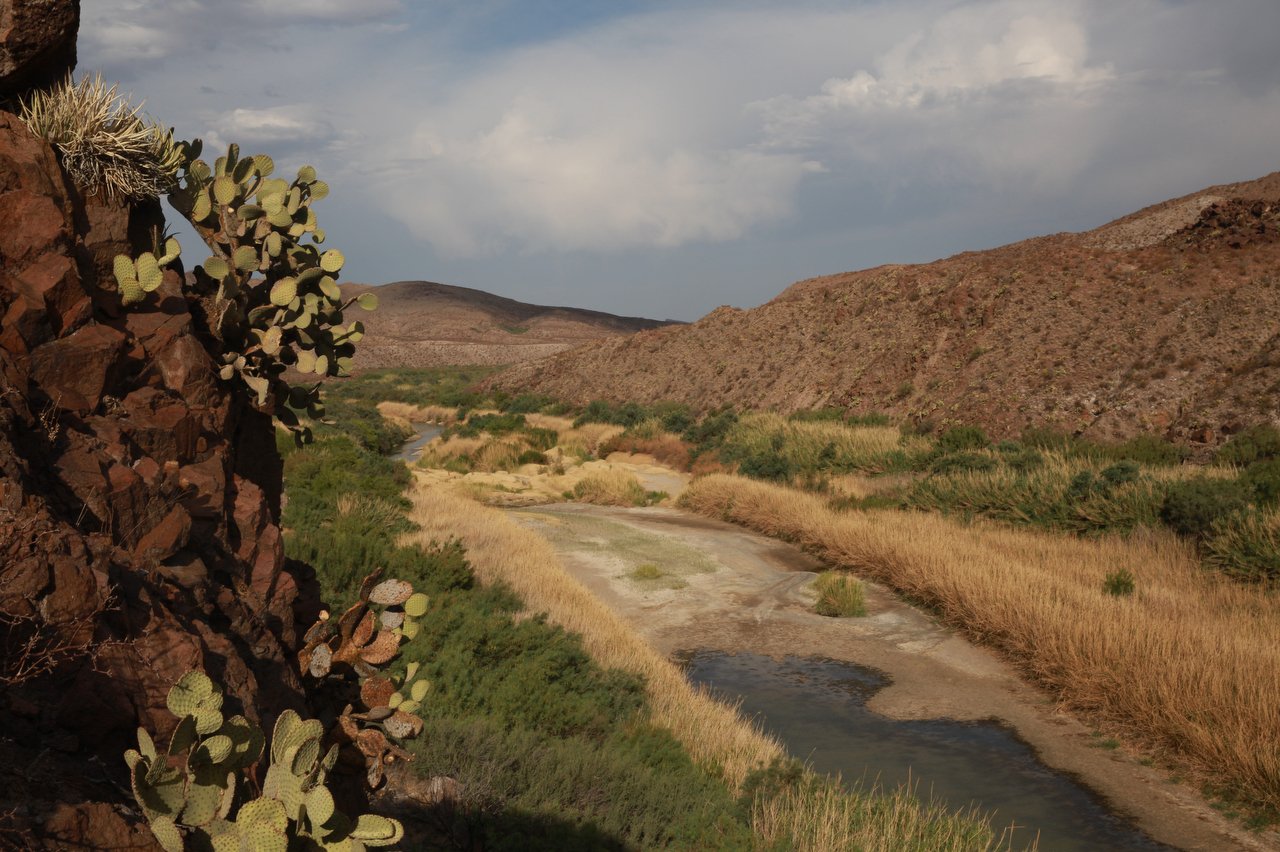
left=681, top=651, right=1174, bottom=852
left=395, top=424, right=443, bottom=462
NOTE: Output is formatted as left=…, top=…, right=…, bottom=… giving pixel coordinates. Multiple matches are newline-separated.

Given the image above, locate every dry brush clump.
left=570, top=468, right=649, bottom=507
left=19, top=73, right=182, bottom=200
left=680, top=474, right=1280, bottom=813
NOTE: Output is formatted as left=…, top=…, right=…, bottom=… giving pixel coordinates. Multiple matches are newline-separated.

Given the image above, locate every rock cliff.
left=0, top=103, right=316, bottom=849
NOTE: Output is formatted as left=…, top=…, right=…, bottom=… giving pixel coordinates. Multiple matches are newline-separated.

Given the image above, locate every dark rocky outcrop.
left=0, top=107, right=317, bottom=845
left=0, top=0, right=80, bottom=107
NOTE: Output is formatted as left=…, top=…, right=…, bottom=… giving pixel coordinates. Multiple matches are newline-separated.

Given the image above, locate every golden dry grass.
left=571, top=469, right=648, bottom=506
left=401, top=479, right=1010, bottom=849
left=559, top=422, right=625, bottom=457
left=680, top=474, right=1280, bottom=811
left=752, top=777, right=1010, bottom=852
left=375, top=401, right=459, bottom=425
left=728, top=413, right=926, bottom=473
left=401, top=480, right=783, bottom=788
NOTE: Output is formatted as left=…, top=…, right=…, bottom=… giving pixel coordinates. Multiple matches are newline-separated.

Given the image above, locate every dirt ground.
left=508, top=502, right=1277, bottom=852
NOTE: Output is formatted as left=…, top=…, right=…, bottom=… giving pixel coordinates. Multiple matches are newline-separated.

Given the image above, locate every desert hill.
left=490, top=172, right=1280, bottom=447
left=339, top=279, right=676, bottom=368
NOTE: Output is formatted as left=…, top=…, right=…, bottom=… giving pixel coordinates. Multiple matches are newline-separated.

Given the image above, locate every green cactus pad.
left=112, top=254, right=137, bottom=286
left=147, top=815, right=184, bottom=852
left=136, top=726, right=157, bottom=760
left=157, top=237, right=181, bottom=266
left=181, top=780, right=225, bottom=827
left=168, top=715, right=199, bottom=756
left=167, top=670, right=215, bottom=717
left=291, top=737, right=321, bottom=777
left=403, top=592, right=429, bottom=618
left=213, top=175, right=237, bottom=205
left=304, top=784, right=336, bottom=828
left=269, top=277, right=297, bottom=307
left=319, top=249, right=344, bottom=273
left=400, top=619, right=421, bottom=640
left=202, top=256, right=230, bottom=280
left=310, top=180, right=330, bottom=200
left=356, top=292, right=378, bottom=311
left=233, top=245, right=259, bottom=271
left=136, top=252, right=164, bottom=291
left=239, top=796, right=288, bottom=831
left=351, top=814, right=403, bottom=845
left=192, top=190, right=213, bottom=221
left=297, top=165, right=317, bottom=183
left=193, top=707, right=224, bottom=736
left=319, top=275, right=341, bottom=301
left=410, top=679, right=431, bottom=702
left=252, top=154, right=275, bottom=177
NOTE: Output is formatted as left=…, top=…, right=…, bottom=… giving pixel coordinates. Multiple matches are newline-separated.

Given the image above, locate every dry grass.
left=402, top=480, right=1009, bottom=848
left=524, top=413, right=576, bottom=433
left=417, top=435, right=486, bottom=467
left=19, top=73, right=181, bottom=200
left=571, top=469, right=648, bottom=507
left=728, top=413, right=925, bottom=473
left=679, top=474, right=1280, bottom=812
left=752, top=776, right=1009, bottom=852
left=402, top=481, right=782, bottom=787
left=376, top=401, right=458, bottom=426
left=602, top=430, right=692, bottom=470
left=559, top=422, right=625, bottom=457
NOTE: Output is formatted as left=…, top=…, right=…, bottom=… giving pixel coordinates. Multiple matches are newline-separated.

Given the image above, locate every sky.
left=79, top=0, right=1280, bottom=321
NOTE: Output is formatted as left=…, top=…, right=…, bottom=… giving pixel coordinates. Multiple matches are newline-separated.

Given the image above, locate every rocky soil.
left=490, top=173, right=1280, bottom=449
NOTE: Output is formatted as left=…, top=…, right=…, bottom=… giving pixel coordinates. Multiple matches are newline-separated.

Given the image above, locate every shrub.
left=501, top=393, right=556, bottom=414
left=1159, top=478, right=1253, bottom=539
left=1021, top=426, right=1075, bottom=452
left=936, top=426, right=989, bottom=453
left=812, top=572, right=866, bottom=617
left=1203, top=508, right=1280, bottom=584
left=682, top=408, right=738, bottom=455
left=1108, top=434, right=1188, bottom=466
left=517, top=449, right=547, bottom=466
left=1216, top=424, right=1280, bottom=467
left=631, top=564, right=663, bottom=581
left=929, top=451, right=997, bottom=475
left=1238, top=458, right=1280, bottom=508
left=736, top=449, right=795, bottom=482
left=1102, top=569, right=1136, bottom=597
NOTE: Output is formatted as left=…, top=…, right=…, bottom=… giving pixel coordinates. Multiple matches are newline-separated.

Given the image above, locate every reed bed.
left=402, top=481, right=1011, bottom=849
left=680, top=474, right=1280, bottom=812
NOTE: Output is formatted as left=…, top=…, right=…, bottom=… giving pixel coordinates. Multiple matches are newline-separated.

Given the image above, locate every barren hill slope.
left=491, top=173, right=1280, bottom=445
left=341, top=280, right=675, bottom=368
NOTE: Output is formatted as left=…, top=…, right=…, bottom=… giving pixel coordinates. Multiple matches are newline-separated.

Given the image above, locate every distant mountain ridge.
left=339, top=280, right=677, bottom=369
left=489, top=172, right=1280, bottom=447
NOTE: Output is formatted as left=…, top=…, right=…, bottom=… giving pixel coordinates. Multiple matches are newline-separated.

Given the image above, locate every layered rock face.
left=0, top=111, right=317, bottom=844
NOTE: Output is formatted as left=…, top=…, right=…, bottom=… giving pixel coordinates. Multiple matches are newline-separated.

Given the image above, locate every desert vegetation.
left=278, top=389, right=1020, bottom=848
left=678, top=473, right=1280, bottom=818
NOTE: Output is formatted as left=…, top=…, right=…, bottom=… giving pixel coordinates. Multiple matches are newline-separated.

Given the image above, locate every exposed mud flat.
left=507, top=503, right=1275, bottom=852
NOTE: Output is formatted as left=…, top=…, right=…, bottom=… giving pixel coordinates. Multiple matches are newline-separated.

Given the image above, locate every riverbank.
left=503, top=499, right=1272, bottom=852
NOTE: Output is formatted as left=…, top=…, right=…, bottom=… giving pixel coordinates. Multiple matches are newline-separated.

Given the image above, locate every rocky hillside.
left=340, top=280, right=675, bottom=368
left=491, top=173, right=1280, bottom=446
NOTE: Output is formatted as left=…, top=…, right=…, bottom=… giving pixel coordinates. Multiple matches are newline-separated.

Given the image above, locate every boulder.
left=0, top=0, right=80, bottom=105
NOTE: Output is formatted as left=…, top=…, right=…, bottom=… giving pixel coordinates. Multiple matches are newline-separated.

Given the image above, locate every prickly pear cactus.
left=300, top=570, right=429, bottom=787
left=125, top=671, right=404, bottom=851
left=113, top=139, right=376, bottom=442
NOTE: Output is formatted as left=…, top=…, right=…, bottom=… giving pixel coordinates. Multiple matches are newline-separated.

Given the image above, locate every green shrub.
left=1003, top=447, right=1045, bottom=473
left=1021, top=426, right=1075, bottom=452
left=936, top=425, right=989, bottom=453
left=682, top=408, right=738, bottom=455
left=501, top=393, right=556, bottom=414
left=1241, top=459, right=1280, bottom=507
left=1108, top=434, right=1188, bottom=466
left=1203, top=509, right=1280, bottom=584
left=1159, top=478, right=1253, bottom=539
left=1216, top=424, right=1280, bottom=467
left=524, top=427, right=559, bottom=451
left=451, top=412, right=527, bottom=438
left=812, top=571, right=866, bottom=617
left=518, top=449, right=547, bottom=466
left=928, top=451, right=997, bottom=475
left=1102, top=568, right=1135, bottom=597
